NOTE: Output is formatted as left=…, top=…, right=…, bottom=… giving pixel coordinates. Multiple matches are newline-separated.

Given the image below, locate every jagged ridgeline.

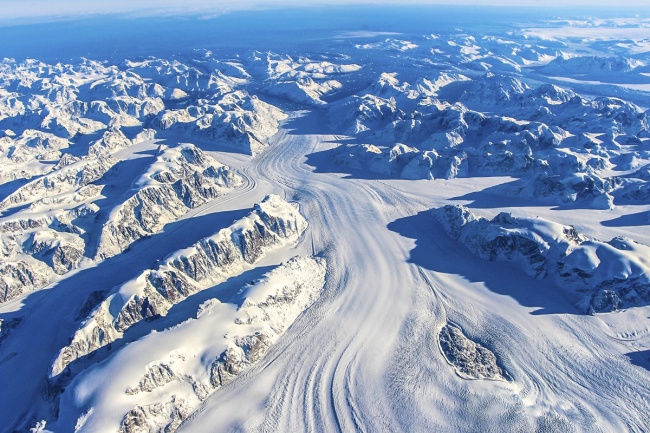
left=0, top=53, right=293, bottom=305
left=0, top=144, right=244, bottom=302
left=52, top=194, right=307, bottom=377
left=326, top=71, right=649, bottom=210
left=63, top=256, right=326, bottom=433
left=432, top=205, right=650, bottom=313
left=95, top=144, right=244, bottom=259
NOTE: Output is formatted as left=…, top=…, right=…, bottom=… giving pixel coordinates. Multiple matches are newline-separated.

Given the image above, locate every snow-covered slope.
left=0, top=53, right=287, bottom=161
left=263, top=53, right=362, bottom=105
left=52, top=194, right=307, bottom=378
left=0, top=142, right=243, bottom=303
left=1, top=9, right=650, bottom=433
left=96, top=144, right=244, bottom=259
left=432, top=204, right=650, bottom=312
left=54, top=256, right=326, bottom=433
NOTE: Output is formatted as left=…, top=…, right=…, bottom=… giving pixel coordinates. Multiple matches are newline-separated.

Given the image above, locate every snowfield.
left=1, top=6, right=650, bottom=433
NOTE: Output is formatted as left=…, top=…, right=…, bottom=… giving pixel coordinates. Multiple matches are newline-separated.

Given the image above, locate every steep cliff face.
left=0, top=143, right=243, bottom=303
left=96, top=144, right=244, bottom=259
left=113, top=256, right=326, bottom=433
left=0, top=155, right=116, bottom=211
left=0, top=209, right=92, bottom=303
left=52, top=195, right=307, bottom=377
left=0, top=258, right=52, bottom=303
left=432, top=205, right=650, bottom=312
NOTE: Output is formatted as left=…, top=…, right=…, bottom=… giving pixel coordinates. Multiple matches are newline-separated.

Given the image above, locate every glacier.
left=0, top=5, right=649, bottom=433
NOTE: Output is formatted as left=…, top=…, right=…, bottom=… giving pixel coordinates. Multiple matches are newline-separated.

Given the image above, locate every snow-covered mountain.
left=1, top=8, right=650, bottom=433
left=53, top=194, right=307, bottom=378
left=95, top=144, right=244, bottom=259
left=326, top=70, right=649, bottom=210
left=60, top=255, right=326, bottom=433
left=432, top=204, right=650, bottom=313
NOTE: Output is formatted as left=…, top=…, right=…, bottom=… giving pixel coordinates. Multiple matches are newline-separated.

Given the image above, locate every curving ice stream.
left=179, top=109, right=650, bottom=432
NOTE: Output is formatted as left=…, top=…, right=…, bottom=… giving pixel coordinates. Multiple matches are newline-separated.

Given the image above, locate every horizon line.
left=1, top=2, right=650, bottom=28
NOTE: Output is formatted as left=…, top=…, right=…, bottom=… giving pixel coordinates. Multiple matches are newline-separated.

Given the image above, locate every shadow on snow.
left=0, top=207, right=251, bottom=418
left=601, top=210, right=650, bottom=227
left=387, top=210, right=582, bottom=316
left=626, top=349, right=650, bottom=372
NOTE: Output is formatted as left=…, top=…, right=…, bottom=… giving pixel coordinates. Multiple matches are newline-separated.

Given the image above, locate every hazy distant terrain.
left=0, top=6, right=649, bottom=432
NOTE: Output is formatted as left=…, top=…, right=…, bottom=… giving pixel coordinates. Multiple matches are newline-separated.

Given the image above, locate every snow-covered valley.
left=1, top=6, right=650, bottom=433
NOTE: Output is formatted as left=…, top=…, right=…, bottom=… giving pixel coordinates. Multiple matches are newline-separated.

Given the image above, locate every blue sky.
left=2, top=0, right=649, bottom=24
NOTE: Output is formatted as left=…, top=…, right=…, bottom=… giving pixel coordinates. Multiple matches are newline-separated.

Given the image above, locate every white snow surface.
left=1, top=11, right=650, bottom=433
left=432, top=204, right=650, bottom=312
left=50, top=194, right=307, bottom=378
left=53, top=256, right=326, bottom=433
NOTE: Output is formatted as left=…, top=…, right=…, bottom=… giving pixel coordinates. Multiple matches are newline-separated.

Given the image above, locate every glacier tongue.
left=52, top=194, right=307, bottom=378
